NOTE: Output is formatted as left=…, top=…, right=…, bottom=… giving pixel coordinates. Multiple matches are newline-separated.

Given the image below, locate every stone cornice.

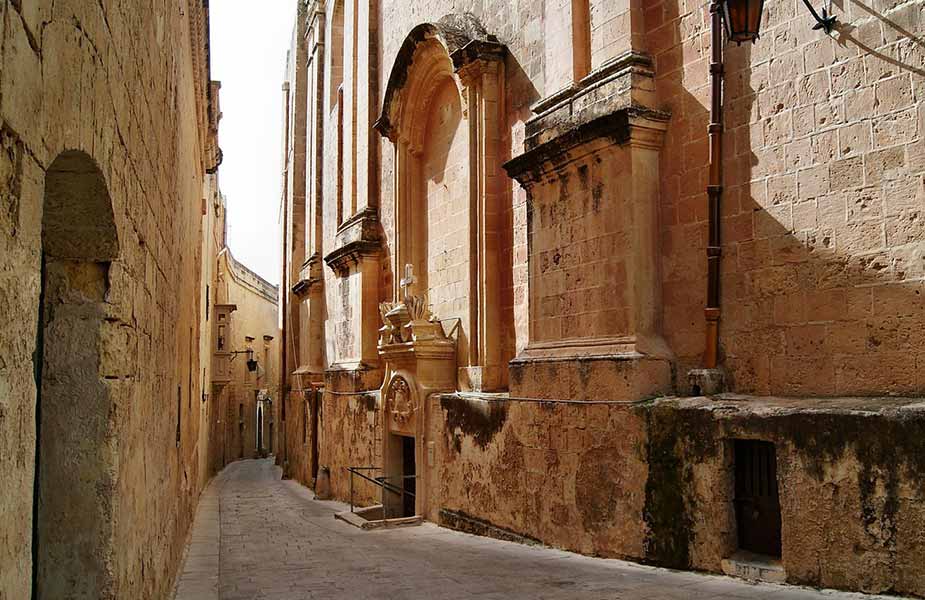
left=291, top=279, right=313, bottom=297
left=327, top=207, right=383, bottom=278
left=530, top=51, right=655, bottom=118
left=503, top=50, right=668, bottom=186
left=503, top=107, right=670, bottom=185
left=292, top=253, right=324, bottom=297
left=323, top=239, right=380, bottom=277
left=335, top=206, right=380, bottom=240
left=219, top=248, right=279, bottom=304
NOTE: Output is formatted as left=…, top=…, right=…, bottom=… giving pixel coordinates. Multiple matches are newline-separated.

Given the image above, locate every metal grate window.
left=734, top=440, right=782, bottom=557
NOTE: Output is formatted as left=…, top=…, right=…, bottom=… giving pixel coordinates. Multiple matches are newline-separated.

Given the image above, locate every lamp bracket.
left=228, top=349, right=254, bottom=363
left=800, top=0, right=836, bottom=33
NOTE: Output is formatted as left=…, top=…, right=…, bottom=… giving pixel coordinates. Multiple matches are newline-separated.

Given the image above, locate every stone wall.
left=651, top=0, right=925, bottom=395
left=643, top=397, right=925, bottom=596
left=285, top=389, right=311, bottom=486
left=432, top=395, right=925, bottom=597
left=431, top=396, right=649, bottom=558
left=199, top=170, right=224, bottom=488
left=319, top=390, right=381, bottom=507
left=0, top=1, right=217, bottom=598
left=280, top=0, right=925, bottom=595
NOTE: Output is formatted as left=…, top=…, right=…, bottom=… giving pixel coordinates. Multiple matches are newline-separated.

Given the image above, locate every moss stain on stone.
left=640, top=403, right=719, bottom=570
left=441, top=395, right=508, bottom=452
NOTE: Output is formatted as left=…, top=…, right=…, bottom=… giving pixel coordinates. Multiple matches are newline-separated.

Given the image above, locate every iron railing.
left=346, top=466, right=417, bottom=518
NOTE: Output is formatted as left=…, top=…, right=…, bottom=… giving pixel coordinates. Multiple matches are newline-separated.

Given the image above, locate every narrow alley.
left=173, top=460, right=901, bottom=600
left=4, top=0, right=925, bottom=598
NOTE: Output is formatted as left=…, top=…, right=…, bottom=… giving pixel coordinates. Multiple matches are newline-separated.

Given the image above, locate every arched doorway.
left=33, top=150, right=120, bottom=599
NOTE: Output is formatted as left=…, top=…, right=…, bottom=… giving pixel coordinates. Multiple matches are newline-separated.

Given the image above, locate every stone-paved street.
left=173, top=459, right=901, bottom=600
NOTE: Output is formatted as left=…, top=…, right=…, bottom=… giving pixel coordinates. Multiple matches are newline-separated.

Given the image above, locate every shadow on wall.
left=657, top=0, right=925, bottom=396
left=36, top=150, right=121, bottom=600
left=838, top=0, right=925, bottom=79
left=501, top=50, right=541, bottom=363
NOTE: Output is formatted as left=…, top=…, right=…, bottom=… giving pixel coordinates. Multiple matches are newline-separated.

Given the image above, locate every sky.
left=209, top=1, right=296, bottom=285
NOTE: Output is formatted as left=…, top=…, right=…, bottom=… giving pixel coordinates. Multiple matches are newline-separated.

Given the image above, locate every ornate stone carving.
left=378, top=265, right=446, bottom=346
left=386, top=376, right=415, bottom=425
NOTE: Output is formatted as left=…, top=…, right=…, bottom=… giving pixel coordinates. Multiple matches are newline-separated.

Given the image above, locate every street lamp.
left=721, top=0, right=835, bottom=43
left=721, top=0, right=765, bottom=43
left=230, top=348, right=258, bottom=372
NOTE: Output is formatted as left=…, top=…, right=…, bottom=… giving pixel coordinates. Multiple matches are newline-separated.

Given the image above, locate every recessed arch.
left=42, top=150, right=119, bottom=261
left=33, top=150, right=120, bottom=599
left=374, top=13, right=504, bottom=142
left=376, top=15, right=511, bottom=392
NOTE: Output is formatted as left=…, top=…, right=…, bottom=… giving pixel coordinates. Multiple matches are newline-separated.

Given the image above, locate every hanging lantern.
left=721, top=0, right=766, bottom=44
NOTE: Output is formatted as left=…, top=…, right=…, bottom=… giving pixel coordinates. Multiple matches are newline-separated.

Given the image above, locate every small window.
left=734, top=440, right=782, bottom=558
left=205, top=285, right=210, bottom=321
left=329, top=0, right=345, bottom=111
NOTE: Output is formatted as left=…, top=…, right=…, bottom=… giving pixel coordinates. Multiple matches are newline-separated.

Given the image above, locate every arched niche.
left=375, top=14, right=509, bottom=391
left=34, top=150, right=120, bottom=599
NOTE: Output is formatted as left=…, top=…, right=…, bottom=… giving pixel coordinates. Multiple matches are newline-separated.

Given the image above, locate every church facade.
left=279, top=0, right=925, bottom=595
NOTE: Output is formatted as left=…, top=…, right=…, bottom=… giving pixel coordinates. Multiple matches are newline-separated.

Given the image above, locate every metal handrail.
left=346, top=466, right=418, bottom=517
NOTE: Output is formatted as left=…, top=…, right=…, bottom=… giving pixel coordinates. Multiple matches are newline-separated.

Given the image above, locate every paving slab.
left=173, top=458, right=907, bottom=600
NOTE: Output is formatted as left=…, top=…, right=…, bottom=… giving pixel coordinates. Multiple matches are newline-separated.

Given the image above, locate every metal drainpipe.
left=704, top=0, right=724, bottom=370
left=279, top=199, right=289, bottom=465
left=280, top=82, right=291, bottom=468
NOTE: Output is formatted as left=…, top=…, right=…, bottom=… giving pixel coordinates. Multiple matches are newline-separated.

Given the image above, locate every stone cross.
left=399, top=263, right=416, bottom=302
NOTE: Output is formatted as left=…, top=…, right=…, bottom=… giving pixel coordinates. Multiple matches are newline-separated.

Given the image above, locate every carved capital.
left=450, top=39, right=506, bottom=74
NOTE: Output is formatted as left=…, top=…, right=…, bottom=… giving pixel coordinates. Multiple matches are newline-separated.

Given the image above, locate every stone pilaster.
left=323, top=207, right=383, bottom=391
left=504, top=53, right=672, bottom=401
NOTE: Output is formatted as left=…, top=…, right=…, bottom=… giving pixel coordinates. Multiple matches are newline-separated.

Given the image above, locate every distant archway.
left=33, top=150, right=120, bottom=599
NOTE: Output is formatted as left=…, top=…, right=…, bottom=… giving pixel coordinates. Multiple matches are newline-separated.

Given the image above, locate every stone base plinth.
left=509, top=353, right=671, bottom=401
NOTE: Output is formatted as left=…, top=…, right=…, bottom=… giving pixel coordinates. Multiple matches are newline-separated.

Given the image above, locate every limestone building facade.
left=277, top=0, right=925, bottom=595
left=210, top=246, right=282, bottom=467
left=0, top=1, right=222, bottom=598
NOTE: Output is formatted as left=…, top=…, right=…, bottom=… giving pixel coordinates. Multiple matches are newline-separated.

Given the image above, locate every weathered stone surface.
left=0, top=2, right=218, bottom=598
left=174, top=458, right=902, bottom=600
left=278, top=0, right=925, bottom=596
